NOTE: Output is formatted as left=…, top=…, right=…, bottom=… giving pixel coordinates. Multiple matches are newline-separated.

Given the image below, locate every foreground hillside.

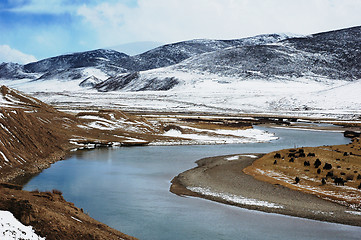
left=0, top=184, right=137, bottom=240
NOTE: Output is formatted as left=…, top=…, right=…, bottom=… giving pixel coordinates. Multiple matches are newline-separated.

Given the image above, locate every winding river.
left=24, top=126, right=361, bottom=240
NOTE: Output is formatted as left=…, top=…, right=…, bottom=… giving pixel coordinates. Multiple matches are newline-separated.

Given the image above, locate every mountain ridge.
left=102, top=25, right=360, bottom=92
left=0, top=33, right=295, bottom=82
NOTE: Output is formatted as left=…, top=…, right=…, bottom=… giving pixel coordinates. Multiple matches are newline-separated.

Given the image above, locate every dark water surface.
left=24, top=127, right=361, bottom=239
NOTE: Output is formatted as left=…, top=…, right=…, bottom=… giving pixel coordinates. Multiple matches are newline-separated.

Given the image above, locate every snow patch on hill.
left=0, top=210, right=45, bottom=240
left=162, top=127, right=277, bottom=145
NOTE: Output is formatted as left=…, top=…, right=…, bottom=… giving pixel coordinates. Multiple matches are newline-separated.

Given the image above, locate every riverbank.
left=0, top=183, right=137, bottom=240
left=170, top=153, right=361, bottom=227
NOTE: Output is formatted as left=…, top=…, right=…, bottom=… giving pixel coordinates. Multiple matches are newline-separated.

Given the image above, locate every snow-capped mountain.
left=0, top=49, right=130, bottom=82
left=98, top=26, right=361, bottom=92
left=0, top=62, right=35, bottom=79
left=25, top=49, right=129, bottom=73
left=116, top=33, right=295, bottom=72
left=0, top=33, right=293, bottom=84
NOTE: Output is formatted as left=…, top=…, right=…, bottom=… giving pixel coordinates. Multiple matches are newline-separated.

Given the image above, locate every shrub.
left=274, top=153, right=281, bottom=158
left=288, top=153, right=296, bottom=157
left=52, top=189, right=63, bottom=195
left=334, top=177, right=345, bottom=186
left=314, top=159, right=321, bottom=168
left=321, top=178, right=326, bottom=185
left=323, top=163, right=332, bottom=170
left=326, top=171, right=334, bottom=178
left=295, top=177, right=300, bottom=184
left=299, top=152, right=306, bottom=158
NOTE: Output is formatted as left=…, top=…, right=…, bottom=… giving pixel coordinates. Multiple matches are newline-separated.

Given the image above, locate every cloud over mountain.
left=0, top=45, right=37, bottom=64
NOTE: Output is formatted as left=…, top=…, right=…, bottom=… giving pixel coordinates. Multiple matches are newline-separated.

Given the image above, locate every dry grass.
left=244, top=137, right=361, bottom=208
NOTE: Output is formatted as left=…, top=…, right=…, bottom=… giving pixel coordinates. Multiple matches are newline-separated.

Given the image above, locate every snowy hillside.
left=0, top=33, right=291, bottom=84
left=0, top=49, right=129, bottom=83
left=118, top=33, right=295, bottom=71
left=0, top=211, right=45, bottom=240
left=101, top=26, right=360, bottom=92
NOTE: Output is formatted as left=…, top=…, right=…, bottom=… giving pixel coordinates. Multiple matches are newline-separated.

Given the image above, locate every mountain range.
left=1, top=26, right=360, bottom=93
left=98, top=26, right=360, bottom=92
left=0, top=33, right=297, bottom=88
left=0, top=26, right=360, bottom=118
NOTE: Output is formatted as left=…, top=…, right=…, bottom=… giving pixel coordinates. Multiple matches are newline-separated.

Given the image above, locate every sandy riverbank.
left=170, top=154, right=361, bottom=227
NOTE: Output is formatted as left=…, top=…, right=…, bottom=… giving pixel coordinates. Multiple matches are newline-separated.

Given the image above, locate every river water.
left=24, top=127, right=361, bottom=239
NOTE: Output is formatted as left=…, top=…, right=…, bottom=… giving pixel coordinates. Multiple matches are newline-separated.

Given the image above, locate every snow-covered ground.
left=187, top=186, right=284, bottom=209
left=226, top=154, right=259, bottom=161
left=0, top=210, right=45, bottom=240
left=1, top=65, right=361, bottom=119
left=161, top=127, right=277, bottom=145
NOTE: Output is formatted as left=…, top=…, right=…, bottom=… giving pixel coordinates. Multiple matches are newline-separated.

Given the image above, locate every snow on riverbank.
left=0, top=210, right=45, bottom=240
left=187, top=186, right=283, bottom=209
left=162, top=127, right=277, bottom=145
left=226, top=154, right=259, bottom=161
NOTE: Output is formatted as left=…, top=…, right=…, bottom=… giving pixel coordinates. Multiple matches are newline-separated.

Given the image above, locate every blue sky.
left=1, top=0, right=361, bottom=63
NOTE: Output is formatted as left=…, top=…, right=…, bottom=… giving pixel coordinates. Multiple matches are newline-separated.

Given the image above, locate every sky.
left=0, top=0, right=361, bottom=64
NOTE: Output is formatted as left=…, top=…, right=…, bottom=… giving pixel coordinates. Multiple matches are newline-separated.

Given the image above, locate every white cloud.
left=0, top=45, right=37, bottom=64
left=77, top=0, right=361, bottom=46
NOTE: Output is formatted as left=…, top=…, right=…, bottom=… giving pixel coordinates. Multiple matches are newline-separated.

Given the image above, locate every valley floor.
left=3, top=77, right=361, bottom=120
